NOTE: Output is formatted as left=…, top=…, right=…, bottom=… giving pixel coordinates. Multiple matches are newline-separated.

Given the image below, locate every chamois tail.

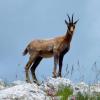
left=23, top=47, right=28, bottom=56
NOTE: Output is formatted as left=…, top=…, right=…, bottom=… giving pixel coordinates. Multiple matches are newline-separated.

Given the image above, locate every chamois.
left=23, top=14, right=78, bottom=83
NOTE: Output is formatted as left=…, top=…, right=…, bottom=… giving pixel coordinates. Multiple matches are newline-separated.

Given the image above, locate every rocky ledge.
left=0, top=77, right=100, bottom=100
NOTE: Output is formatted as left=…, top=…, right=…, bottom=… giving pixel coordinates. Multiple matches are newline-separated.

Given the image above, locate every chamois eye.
left=68, top=26, right=70, bottom=30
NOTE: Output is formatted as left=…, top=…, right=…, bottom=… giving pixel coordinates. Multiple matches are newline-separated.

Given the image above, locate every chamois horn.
left=72, top=14, right=74, bottom=23
left=67, top=14, right=70, bottom=22
left=74, top=19, right=79, bottom=24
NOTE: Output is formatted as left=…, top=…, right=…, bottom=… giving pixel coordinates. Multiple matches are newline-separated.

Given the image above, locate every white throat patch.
left=70, top=27, right=74, bottom=31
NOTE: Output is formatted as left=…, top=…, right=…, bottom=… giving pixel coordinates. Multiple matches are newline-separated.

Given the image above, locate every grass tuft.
left=56, top=85, right=73, bottom=100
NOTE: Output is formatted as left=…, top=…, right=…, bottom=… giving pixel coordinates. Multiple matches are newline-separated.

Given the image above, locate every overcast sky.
left=0, top=0, right=100, bottom=83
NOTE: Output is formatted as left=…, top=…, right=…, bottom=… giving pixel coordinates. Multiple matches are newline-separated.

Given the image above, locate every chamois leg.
left=31, top=57, right=42, bottom=83
left=57, top=54, right=64, bottom=77
left=25, top=58, right=33, bottom=83
left=52, top=55, right=58, bottom=78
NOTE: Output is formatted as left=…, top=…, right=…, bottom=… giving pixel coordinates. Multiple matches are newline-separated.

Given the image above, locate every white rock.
left=11, top=80, right=26, bottom=86
left=45, top=77, right=72, bottom=90
left=90, top=82, right=100, bottom=93
left=0, top=77, right=100, bottom=100
left=73, top=82, right=89, bottom=94
left=0, top=83, right=48, bottom=100
left=0, top=79, right=6, bottom=90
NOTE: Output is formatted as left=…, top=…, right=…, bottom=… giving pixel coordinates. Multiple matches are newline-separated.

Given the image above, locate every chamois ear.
left=74, top=19, right=79, bottom=24
left=65, top=20, right=68, bottom=25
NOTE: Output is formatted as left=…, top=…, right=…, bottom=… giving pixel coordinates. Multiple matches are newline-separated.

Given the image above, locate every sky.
left=0, top=0, right=100, bottom=83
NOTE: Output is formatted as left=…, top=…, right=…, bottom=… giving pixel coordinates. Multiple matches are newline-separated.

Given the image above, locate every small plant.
left=76, top=92, right=89, bottom=100
left=56, top=85, right=73, bottom=100
left=76, top=92, right=100, bottom=100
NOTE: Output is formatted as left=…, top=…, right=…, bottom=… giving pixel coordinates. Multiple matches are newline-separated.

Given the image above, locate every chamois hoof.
left=33, top=80, right=40, bottom=85
left=26, top=80, right=32, bottom=83
left=57, top=73, right=62, bottom=77
left=52, top=76, right=56, bottom=78
left=52, top=72, right=57, bottom=78
left=52, top=75, right=57, bottom=78
left=57, top=75, right=62, bottom=78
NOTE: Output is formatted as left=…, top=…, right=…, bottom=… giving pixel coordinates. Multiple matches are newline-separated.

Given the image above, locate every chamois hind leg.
left=52, top=55, right=58, bottom=78
left=57, top=54, right=64, bottom=77
left=25, top=57, right=33, bottom=83
left=31, top=56, right=43, bottom=83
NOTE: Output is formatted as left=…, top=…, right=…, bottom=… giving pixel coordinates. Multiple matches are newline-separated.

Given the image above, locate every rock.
left=0, top=79, right=6, bottom=90
left=0, top=77, right=72, bottom=100
left=73, top=81, right=89, bottom=94
left=10, top=80, right=26, bottom=86
left=0, top=83, right=48, bottom=100
left=44, top=77, right=72, bottom=91
left=0, top=77, right=100, bottom=100
left=90, top=82, right=100, bottom=93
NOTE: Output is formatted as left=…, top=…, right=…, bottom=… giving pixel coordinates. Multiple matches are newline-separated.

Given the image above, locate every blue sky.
left=0, top=0, right=100, bottom=83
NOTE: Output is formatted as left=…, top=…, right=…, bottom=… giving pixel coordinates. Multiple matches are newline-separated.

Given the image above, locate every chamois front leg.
left=25, top=58, right=33, bottom=83
left=57, top=54, right=64, bottom=77
left=53, top=54, right=58, bottom=78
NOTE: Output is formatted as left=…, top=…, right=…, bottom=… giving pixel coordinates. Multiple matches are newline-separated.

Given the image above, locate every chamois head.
left=65, top=14, right=78, bottom=34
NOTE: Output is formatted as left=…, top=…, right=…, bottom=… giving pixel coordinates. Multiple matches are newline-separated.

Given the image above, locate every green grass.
left=56, top=85, right=100, bottom=100
left=76, top=92, right=100, bottom=100
left=56, top=85, right=73, bottom=100
left=76, top=92, right=89, bottom=100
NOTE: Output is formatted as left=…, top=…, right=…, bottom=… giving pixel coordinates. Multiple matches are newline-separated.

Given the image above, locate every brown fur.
left=23, top=15, right=78, bottom=83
